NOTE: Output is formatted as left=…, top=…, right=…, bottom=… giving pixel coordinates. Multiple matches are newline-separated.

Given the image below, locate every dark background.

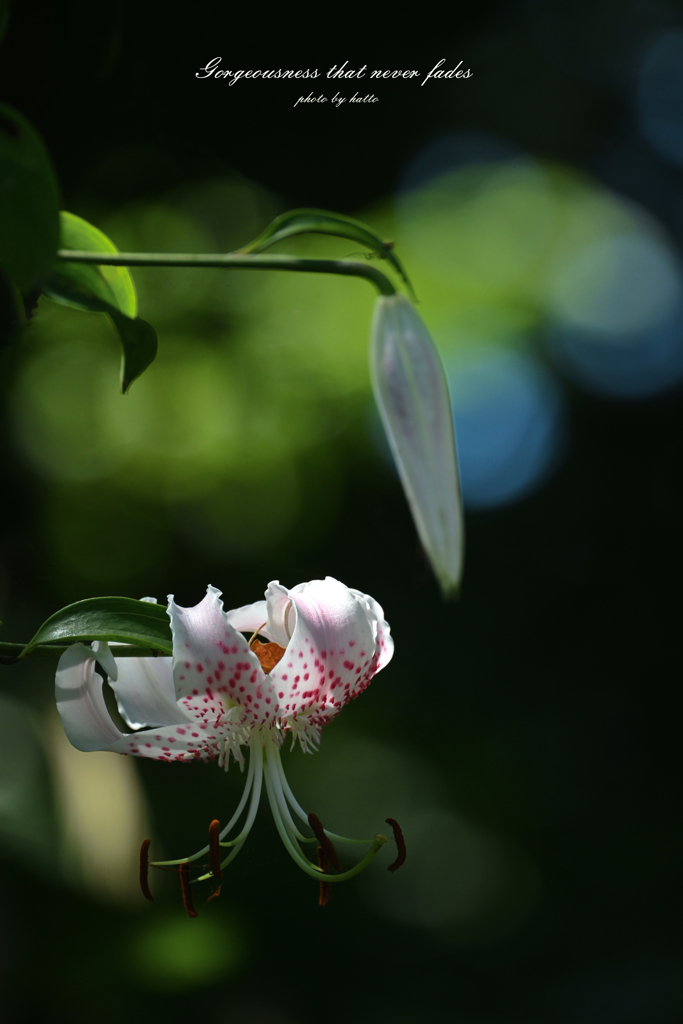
left=1, top=2, right=681, bottom=1023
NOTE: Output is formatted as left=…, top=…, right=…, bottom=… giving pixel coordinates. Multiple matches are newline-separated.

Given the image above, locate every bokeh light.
left=638, top=30, right=683, bottom=169
left=128, top=912, right=246, bottom=990
left=447, top=346, right=566, bottom=510
left=45, top=708, right=150, bottom=903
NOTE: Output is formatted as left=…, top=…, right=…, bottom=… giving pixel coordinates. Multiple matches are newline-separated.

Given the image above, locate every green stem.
left=0, top=642, right=168, bottom=664
left=57, top=250, right=397, bottom=297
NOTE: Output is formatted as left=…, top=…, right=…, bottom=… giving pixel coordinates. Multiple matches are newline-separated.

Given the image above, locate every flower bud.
left=370, top=295, right=463, bottom=595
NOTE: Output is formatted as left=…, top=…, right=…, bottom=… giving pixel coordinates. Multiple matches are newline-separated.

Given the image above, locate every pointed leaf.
left=46, top=211, right=137, bottom=316
left=0, top=103, right=60, bottom=292
left=42, top=212, right=157, bottom=392
left=21, top=597, right=172, bottom=657
left=240, top=208, right=415, bottom=298
left=109, top=309, right=158, bottom=394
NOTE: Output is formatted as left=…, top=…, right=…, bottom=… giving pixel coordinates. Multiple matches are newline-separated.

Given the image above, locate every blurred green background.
left=1, top=2, right=682, bottom=1023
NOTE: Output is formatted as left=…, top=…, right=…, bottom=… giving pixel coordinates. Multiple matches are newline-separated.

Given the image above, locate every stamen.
left=247, top=622, right=268, bottom=646
left=385, top=818, right=406, bottom=873
left=208, top=819, right=223, bottom=880
left=308, top=812, right=341, bottom=870
left=139, top=838, right=154, bottom=902
left=317, top=846, right=331, bottom=907
left=179, top=862, right=198, bottom=917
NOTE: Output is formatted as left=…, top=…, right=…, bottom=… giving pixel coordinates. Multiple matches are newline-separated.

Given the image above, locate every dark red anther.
left=208, top=819, right=223, bottom=880
left=139, top=838, right=154, bottom=901
left=308, top=812, right=341, bottom=871
left=385, top=817, right=406, bottom=873
left=179, top=862, right=198, bottom=918
left=317, top=845, right=331, bottom=907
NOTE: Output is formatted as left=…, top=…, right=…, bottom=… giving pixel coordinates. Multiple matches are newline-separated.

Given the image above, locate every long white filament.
left=151, top=744, right=257, bottom=868
left=270, top=741, right=374, bottom=846
left=262, top=741, right=387, bottom=883
left=151, top=733, right=386, bottom=885
left=196, top=742, right=264, bottom=880
left=263, top=733, right=311, bottom=842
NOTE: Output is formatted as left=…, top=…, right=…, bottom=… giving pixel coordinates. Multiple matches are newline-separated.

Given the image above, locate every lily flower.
left=370, top=294, right=464, bottom=596
left=55, top=577, right=400, bottom=908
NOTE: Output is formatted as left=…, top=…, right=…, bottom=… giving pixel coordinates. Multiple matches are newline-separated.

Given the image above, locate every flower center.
left=250, top=638, right=287, bottom=674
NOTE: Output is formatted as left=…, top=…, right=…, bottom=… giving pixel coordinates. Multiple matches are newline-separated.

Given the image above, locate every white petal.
left=168, top=586, right=279, bottom=728
left=270, top=577, right=390, bottom=724
left=55, top=642, right=227, bottom=763
left=109, top=656, right=190, bottom=730
left=227, top=600, right=271, bottom=638
left=370, top=295, right=464, bottom=595
left=92, top=640, right=118, bottom=682
left=55, top=644, right=125, bottom=751
left=264, top=581, right=296, bottom=647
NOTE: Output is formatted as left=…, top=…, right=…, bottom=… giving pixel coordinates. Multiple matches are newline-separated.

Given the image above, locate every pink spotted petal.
left=110, top=656, right=191, bottom=730
left=269, top=577, right=384, bottom=721
left=168, top=585, right=280, bottom=728
left=349, top=589, right=394, bottom=671
left=103, top=719, right=225, bottom=763
left=56, top=644, right=126, bottom=752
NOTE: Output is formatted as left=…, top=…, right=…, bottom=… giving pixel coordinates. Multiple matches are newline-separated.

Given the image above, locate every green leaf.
left=42, top=212, right=158, bottom=392
left=109, top=309, right=158, bottom=394
left=0, top=103, right=60, bottom=292
left=49, top=211, right=137, bottom=316
left=21, top=597, right=173, bottom=657
left=239, top=208, right=415, bottom=298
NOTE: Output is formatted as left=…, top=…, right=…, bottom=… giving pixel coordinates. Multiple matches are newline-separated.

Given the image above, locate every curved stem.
left=56, top=249, right=397, bottom=297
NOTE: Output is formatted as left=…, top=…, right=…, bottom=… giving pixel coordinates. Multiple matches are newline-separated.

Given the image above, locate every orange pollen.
left=250, top=639, right=287, bottom=674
